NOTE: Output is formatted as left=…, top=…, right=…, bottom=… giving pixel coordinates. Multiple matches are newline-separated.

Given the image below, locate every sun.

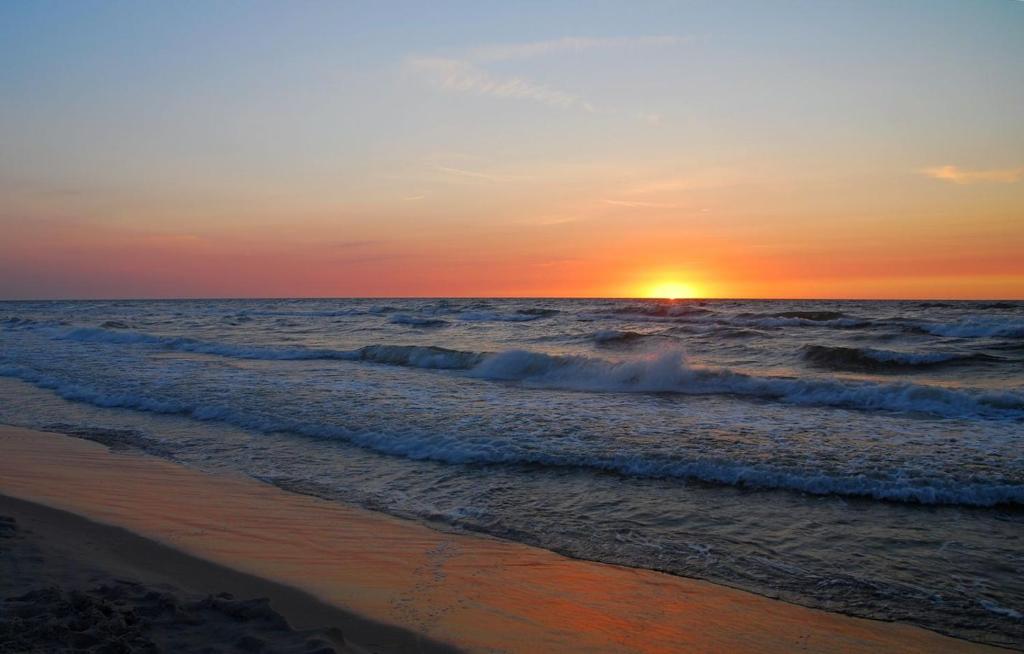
left=645, top=281, right=699, bottom=300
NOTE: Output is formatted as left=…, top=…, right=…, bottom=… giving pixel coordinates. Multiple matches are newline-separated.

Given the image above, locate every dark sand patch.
left=0, top=495, right=456, bottom=654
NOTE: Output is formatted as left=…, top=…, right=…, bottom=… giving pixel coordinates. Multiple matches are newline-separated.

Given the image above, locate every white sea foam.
left=468, top=349, right=1024, bottom=419
left=980, top=600, right=1023, bottom=620
left=1, top=362, right=1021, bottom=507
left=25, top=326, right=1024, bottom=419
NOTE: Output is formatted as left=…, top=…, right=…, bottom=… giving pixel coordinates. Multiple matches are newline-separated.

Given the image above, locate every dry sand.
left=0, top=425, right=1007, bottom=653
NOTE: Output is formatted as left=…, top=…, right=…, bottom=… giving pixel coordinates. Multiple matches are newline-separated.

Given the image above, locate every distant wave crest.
left=389, top=314, right=449, bottom=328
left=592, top=329, right=670, bottom=346
left=457, top=310, right=554, bottom=322
left=912, top=317, right=1024, bottom=339
left=19, top=325, right=1024, bottom=419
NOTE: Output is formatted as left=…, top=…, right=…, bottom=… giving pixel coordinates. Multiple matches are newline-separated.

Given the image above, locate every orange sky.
left=2, top=3, right=1023, bottom=299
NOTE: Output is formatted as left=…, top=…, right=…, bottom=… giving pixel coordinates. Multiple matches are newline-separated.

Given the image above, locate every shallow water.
left=1, top=298, right=1022, bottom=646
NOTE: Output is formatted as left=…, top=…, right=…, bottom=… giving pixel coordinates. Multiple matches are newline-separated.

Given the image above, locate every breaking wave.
left=0, top=363, right=1021, bottom=507
left=467, top=349, right=1024, bottom=419
left=19, top=325, right=1024, bottom=419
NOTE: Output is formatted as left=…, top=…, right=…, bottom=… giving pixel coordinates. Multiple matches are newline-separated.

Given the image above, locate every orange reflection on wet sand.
left=0, top=426, right=999, bottom=653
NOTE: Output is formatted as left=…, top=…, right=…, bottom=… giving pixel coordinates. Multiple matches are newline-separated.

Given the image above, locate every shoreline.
left=0, top=424, right=1008, bottom=653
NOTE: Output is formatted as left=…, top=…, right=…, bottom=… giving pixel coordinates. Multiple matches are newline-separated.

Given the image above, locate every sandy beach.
left=0, top=494, right=449, bottom=654
left=0, top=424, right=1006, bottom=653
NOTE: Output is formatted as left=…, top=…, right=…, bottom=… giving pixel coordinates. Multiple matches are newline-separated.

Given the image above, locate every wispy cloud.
left=921, top=165, right=1024, bottom=184
left=407, top=35, right=685, bottom=113
left=408, top=57, right=587, bottom=110
left=433, top=165, right=523, bottom=183
left=469, top=35, right=686, bottom=62
left=623, top=172, right=739, bottom=195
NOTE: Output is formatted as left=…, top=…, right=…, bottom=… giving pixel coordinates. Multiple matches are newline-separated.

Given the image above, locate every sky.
left=1, top=0, right=1022, bottom=299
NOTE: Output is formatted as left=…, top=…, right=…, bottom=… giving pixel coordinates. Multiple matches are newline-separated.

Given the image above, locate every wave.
left=2, top=317, right=39, bottom=329
left=608, top=303, right=712, bottom=319
left=241, top=305, right=398, bottom=318
left=765, top=310, right=848, bottom=321
left=664, top=324, right=765, bottom=339
left=708, top=326, right=762, bottom=339
left=52, top=327, right=482, bottom=369
left=597, top=306, right=869, bottom=330
left=467, top=349, right=1024, bottom=419
left=592, top=330, right=667, bottom=346
left=516, top=308, right=560, bottom=317
left=1, top=317, right=70, bottom=330
left=351, top=344, right=483, bottom=369
left=912, top=318, right=1024, bottom=339
left=802, top=345, right=993, bottom=372
left=389, top=314, right=449, bottom=328
left=730, top=313, right=869, bottom=329
left=1, top=363, right=1021, bottom=507
left=977, top=302, right=1021, bottom=311
left=21, top=325, right=1024, bottom=419
left=456, top=310, right=553, bottom=322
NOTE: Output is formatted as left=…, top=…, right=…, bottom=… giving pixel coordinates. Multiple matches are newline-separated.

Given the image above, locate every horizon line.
left=1, top=296, right=1022, bottom=303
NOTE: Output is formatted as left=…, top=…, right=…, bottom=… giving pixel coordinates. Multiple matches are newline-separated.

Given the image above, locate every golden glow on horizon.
left=643, top=281, right=700, bottom=299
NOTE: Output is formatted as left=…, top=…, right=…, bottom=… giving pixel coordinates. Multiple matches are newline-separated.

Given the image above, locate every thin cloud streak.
left=434, top=165, right=522, bottom=183
left=408, top=57, right=587, bottom=110
left=406, top=35, right=686, bottom=113
left=921, top=165, right=1024, bottom=184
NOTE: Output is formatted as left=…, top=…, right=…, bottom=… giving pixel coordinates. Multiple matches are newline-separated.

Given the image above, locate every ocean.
left=1, top=298, right=1021, bottom=647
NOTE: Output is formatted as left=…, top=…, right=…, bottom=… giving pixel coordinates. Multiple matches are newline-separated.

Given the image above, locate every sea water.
left=1, top=298, right=1021, bottom=646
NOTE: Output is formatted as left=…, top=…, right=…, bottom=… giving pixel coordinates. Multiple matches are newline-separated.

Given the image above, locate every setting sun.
left=645, top=282, right=700, bottom=299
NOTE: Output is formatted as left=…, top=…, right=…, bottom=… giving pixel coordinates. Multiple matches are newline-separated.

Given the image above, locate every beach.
left=0, top=495, right=430, bottom=654
left=4, top=1, right=1023, bottom=650
left=0, top=424, right=1005, bottom=653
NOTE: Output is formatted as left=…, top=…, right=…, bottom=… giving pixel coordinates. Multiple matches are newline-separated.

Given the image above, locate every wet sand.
left=0, top=425, right=1005, bottom=653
